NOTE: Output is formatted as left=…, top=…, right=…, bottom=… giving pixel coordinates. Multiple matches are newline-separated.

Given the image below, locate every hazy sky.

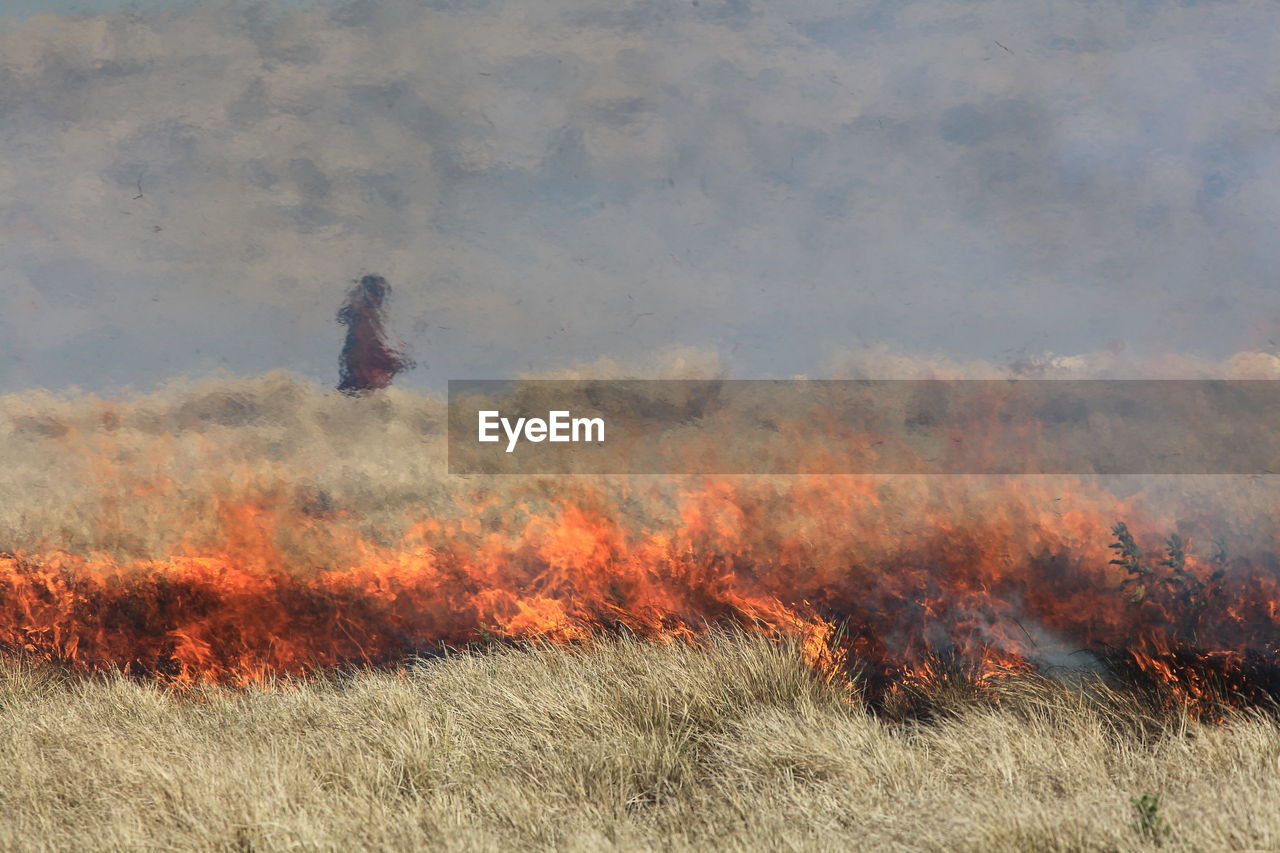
left=2, top=0, right=1278, bottom=392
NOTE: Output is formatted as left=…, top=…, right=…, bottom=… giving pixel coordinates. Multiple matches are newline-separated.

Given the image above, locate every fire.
left=3, top=467, right=1278, bottom=715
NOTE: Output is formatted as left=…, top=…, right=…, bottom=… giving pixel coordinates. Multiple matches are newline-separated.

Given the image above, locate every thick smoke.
left=336, top=275, right=414, bottom=394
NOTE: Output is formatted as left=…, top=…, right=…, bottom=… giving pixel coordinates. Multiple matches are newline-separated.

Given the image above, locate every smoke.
left=4, top=1, right=1280, bottom=393
left=336, top=275, right=414, bottom=394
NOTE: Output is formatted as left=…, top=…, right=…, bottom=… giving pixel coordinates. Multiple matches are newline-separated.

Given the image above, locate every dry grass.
left=4, top=376, right=1280, bottom=850
left=1, top=633, right=1278, bottom=852
left=4, top=371, right=1280, bottom=562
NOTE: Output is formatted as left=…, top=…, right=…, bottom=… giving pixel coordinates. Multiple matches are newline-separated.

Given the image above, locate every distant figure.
left=337, top=274, right=414, bottom=394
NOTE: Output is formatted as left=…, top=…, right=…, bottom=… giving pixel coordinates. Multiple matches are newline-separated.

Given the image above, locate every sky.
left=1, top=0, right=1279, bottom=392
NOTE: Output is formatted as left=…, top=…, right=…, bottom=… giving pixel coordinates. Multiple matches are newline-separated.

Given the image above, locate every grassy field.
left=3, top=375, right=1280, bottom=850
left=2, top=633, right=1279, bottom=852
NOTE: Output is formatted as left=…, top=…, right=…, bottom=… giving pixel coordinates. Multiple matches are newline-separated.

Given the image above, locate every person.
left=336, top=274, right=413, bottom=394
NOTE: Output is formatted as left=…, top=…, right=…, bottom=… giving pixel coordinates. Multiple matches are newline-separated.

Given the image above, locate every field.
left=2, top=374, right=1280, bottom=851
left=3, top=634, right=1280, bottom=852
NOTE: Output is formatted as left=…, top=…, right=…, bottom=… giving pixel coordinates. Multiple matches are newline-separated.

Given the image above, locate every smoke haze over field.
left=2, top=0, right=1279, bottom=391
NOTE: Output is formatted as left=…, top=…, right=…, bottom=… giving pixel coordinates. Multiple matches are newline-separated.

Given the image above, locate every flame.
left=3, top=468, right=1278, bottom=715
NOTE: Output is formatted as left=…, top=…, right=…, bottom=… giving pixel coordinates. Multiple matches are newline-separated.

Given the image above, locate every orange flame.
left=3, top=469, right=1277, bottom=715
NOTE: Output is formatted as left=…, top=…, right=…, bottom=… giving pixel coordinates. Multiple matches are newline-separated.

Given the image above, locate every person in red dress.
left=336, top=274, right=414, bottom=394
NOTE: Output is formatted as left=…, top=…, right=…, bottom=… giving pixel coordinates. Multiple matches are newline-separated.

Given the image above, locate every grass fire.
left=2, top=373, right=1279, bottom=849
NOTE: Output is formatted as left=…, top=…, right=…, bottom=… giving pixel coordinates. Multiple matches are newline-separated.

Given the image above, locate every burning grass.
left=2, top=374, right=1280, bottom=709
left=3, top=373, right=1280, bottom=847
left=3, top=632, right=1280, bottom=852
